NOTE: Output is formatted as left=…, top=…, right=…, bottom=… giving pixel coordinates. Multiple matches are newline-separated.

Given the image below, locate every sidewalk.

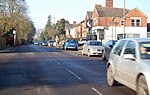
left=0, top=47, right=17, bottom=53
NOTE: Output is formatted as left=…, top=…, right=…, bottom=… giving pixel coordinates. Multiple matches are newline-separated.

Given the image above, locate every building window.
left=131, top=19, right=141, bottom=27
left=131, top=19, right=135, bottom=26
left=121, top=20, right=124, bottom=26
left=126, top=33, right=140, bottom=38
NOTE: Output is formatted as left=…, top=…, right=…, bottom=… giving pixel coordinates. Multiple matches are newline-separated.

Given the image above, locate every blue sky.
left=26, top=0, right=150, bottom=29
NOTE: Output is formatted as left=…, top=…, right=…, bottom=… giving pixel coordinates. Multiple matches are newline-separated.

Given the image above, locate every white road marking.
left=73, top=64, right=89, bottom=71
left=66, top=68, right=82, bottom=80
left=48, top=55, right=52, bottom=58
left=53, top=60, right=62, bottom=65
left=92, top=87, right=103, bottom=95
left=48, top=55, right=62, bottom=65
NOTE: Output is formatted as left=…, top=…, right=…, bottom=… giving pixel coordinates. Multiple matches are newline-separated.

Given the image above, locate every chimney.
left=106, top=0, right=113, bottom=8
left=73, top=21, right=76, bottom=27
left=95, top=4, right=102, bottom=8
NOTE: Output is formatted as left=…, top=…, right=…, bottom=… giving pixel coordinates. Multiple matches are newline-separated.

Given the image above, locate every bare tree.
left=0, top=0, right=35, bottom=44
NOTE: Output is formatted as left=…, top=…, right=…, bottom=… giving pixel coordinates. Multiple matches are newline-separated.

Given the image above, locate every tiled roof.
left=66, top=24, right=73, bottom=30
left=96, top=7, right=130, bottom=17
left=87, top=11, right=93, bottom=19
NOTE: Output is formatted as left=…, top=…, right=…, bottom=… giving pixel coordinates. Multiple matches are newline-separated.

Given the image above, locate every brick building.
left=65, top=0, right=148, bottom=42
left=91, top=0, right=147, bottom=43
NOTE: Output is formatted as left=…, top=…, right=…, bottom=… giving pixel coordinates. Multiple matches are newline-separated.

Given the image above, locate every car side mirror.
left=109, top=45, right=113, bottom=48
left=123, top=54, right=135, bottom=61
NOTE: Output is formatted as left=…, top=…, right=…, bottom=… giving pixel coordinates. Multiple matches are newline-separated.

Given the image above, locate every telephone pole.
left=123, top=0, right=126, bottom=39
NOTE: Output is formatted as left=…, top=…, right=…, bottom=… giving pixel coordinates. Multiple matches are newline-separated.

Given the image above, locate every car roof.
left=87, top=40, right=101, bottom=42
left=120, top=38, right=150, bottom=42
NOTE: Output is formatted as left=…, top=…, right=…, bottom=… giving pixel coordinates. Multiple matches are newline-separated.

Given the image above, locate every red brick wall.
left=125, top=9, right=147, bottom=27
left=92, top=17, right=120, bottom=27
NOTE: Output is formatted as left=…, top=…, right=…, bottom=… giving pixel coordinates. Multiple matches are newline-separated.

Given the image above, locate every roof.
left=87, top=11, right=93, bottom=19
left=65, top=24, right=73, bottom=30
left=96, top=7, right=130, bottom=17
left=121, top=38, right=150, bottom=42
left=125, top=8, right=148, bottom=18
left=87, top=40, right=101, bottom=42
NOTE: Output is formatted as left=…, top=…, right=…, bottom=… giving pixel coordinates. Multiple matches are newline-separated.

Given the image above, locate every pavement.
left=0, top=46, right=17, bottom=53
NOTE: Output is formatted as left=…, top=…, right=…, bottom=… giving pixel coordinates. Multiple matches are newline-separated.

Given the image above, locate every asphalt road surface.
left=0, top=44, right=136, bottom=95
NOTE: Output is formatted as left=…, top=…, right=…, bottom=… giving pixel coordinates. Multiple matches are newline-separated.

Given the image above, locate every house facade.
left=65, top=21, right=77, bottom=38
left=65, top=0, right=148, bottom=43
left=91, top=0, right=147, bottom=43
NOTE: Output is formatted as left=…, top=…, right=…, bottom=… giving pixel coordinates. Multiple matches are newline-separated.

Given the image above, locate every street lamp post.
left=123, top=0, right=126, bottom=39
left=112, top=17, right=114, bottom=40
left=13, top=29, right=16, bottom=46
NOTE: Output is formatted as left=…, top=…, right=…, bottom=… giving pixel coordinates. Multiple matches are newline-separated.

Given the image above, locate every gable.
left=85, top=11, right=93, bottom=21
left=126, top=8, right=147, bottom=18
left=92, top=7, right=99, bottom=18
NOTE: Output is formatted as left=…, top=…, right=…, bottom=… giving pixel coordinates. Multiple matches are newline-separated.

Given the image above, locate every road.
left=0, top=44, right=136, bottom=95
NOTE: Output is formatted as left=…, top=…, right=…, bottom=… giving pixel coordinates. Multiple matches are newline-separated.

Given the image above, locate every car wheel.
left=137, top=75, right=149, bottom=95
left=107, top=65, right=118, bottom=86
left=76, top=48, right=78, bottom=51
left=88, top=50, right=91, bottom=57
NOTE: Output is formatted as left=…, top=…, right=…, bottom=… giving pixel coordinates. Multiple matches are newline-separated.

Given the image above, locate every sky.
left=26, top=0, right=150, bottom=29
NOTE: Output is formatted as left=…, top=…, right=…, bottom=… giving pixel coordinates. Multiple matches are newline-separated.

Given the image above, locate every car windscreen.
left=140, top=42, right=150, bottom=59
left=81, top=39, right=87, bottom=41
left=90, top=42, right=102, bottom=46
left=67, top=39, right=76, bottom=43
left=114, top=40, right=117, bottom=44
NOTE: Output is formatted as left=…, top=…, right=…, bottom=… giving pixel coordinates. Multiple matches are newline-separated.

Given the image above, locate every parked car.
left=82, top=40, right=104, bottom=57
left=33, top=41, right=39, bottom=45
left=48, top=40, right=56, bottom=47
left=41, top=41, right=48, bottom=46
left=78, top=38, right=87, bottom=46
left=106, top=38, right=150, bottom=95
left=102, top=40, right=117, bottom=60
left=62, top=39, right=78, bottom=50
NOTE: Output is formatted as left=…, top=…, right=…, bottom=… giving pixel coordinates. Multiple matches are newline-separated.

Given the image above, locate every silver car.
left=107, top=38, right=150, bottom=95
left=82, top=40, right=104, bottom=57
left=102, top=40, right=117, bottom=60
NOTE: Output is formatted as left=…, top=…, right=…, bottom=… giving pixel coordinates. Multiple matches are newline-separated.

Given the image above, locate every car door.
left=85, top=42, right=90, bottom=54
left=112, top=40, right=127, bottom=77
left=105, top=41, right=111, bottom=58
left=117, top=40, right=138, bottom=88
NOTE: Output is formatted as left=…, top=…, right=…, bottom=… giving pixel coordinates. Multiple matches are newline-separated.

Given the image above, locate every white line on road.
left=53, top=60, right=62, bottom=65
left=48, top=55, right=62, bottom=65
left=48, top=55, right=52, bottom=58
left=73, top=64, right=89, bottom=71
left=92, top=87, right=103, bottom=95
left=66, top=68, right=82, bottom=80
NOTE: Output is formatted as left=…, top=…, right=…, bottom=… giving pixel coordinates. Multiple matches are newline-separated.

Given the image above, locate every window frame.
left=113, top=40, right=127, bottom=56
left=124, top=41, right=136, bottom=57
left=130, top=17, right=141, bottom=27
left=121, top=20, right=124, bottom=26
